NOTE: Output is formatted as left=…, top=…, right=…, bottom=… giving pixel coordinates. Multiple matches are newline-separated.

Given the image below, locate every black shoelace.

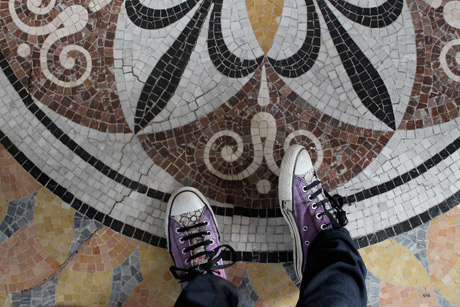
left=303, top=180, right=348, bottom=228
left=170, top=222, right=236, bottom=283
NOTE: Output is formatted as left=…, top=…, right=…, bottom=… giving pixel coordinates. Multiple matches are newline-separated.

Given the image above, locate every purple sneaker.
left=279, top=145, right=347, bottom=280
left=166, top=187, right=235, bottom=284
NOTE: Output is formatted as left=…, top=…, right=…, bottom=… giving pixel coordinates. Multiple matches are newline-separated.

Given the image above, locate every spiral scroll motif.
left=8, top=0, right=100, bottom=88
left=203, top=72, right=324, bottom=194
left=440, top=39, right=460, bottom=83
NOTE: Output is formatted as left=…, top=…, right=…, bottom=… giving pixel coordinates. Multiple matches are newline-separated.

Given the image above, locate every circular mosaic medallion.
left=1, top=0, right=460, bottom=254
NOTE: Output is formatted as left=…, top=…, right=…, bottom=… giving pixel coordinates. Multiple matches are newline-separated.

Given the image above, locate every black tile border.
left=352, top=188, right=460, bottom=249
left=0, top=130, right=166, bottom=249
left=221, top=250, right=295, bottom=263
left=344, top=137, right=460, bottom=205
left=2, top=127, right=460, bottom=263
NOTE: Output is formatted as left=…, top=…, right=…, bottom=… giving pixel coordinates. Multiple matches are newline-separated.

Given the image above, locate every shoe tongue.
left=173, top=208, right=208, bottom=267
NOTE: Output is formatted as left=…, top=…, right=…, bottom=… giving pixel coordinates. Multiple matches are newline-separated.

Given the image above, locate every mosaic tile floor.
left=0, top=0, right=460, bottom=305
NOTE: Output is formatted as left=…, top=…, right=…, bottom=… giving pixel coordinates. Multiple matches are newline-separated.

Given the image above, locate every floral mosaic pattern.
left=0, top=0, right=460, bottom=249
left=1, top=0, right=460, bottom=304
left=0, top=0, right=131, bottom=133
left=140, top=62, right=394, bottom=208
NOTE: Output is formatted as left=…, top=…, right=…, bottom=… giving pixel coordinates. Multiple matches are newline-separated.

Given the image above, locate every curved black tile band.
left=125, top=0, right=201, bottom=29
left=354, top=190, right=460, bottom=248
left=0, top=129, right=166, bottom=247
left=268, top=0, right=320, bottom=78
left=317, top=0, right=396, bottom=130
left=344, top=136, right=460, bottom=205
left=208, top=0, right=264, bottom=78
left=0, top=129, right=288, bottom=262
left=327, top=0, right=404, bottom=28
left=1, top=129, right=459, bottom=262
left=132, top=0, right=214, bottom=133
left=1, top=46, right=459, bottom=261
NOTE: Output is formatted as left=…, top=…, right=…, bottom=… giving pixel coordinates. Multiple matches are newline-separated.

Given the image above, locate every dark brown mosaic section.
left=399, top=0, right=460, bottom=130
left=139, top=62, right=393, bottom=208
left=0, top=0, right=130, bottom=133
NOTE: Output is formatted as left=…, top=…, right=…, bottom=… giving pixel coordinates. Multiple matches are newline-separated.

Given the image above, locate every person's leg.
left=175, top=273, right=238, bottom=307
left=165, top=187, right=238, bottom=307
left=296, top=228, right=366, bottom=307
left=279, top=145, right=366, bottom=306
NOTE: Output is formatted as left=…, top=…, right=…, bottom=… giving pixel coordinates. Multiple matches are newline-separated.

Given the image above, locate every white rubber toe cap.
left=169, top=187, right=206, bottom=216
left=293, top=146, right=314, bottom=176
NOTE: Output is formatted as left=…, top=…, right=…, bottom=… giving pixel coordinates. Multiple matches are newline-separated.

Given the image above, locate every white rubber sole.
left=165, top=187, right=220, bottom=252
left=279, top=145, right=311, bottom=281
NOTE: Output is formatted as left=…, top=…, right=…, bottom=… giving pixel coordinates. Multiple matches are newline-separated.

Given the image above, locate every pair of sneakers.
left=166, top=145, right=347, bottom=283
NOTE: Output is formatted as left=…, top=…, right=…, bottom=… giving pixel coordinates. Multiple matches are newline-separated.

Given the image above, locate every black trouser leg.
left=174, top=273, right=238, bottom=307
left=296, top=228, right=367, bottom=307
left=175, top=228, right=366, bottom=307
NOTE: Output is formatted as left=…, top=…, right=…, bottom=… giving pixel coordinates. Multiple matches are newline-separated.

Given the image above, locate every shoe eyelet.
left=175, top=228, right=181, bottom=234
left=316, top=213, right=322, bottom=219
left=204, top=221, right=209, bottom=226
left=181, top=248, right=187, bottom=254
left=185, top=258, right=189, bottom=264
left=179, top=237, right=184, bottom=244
left=206, top=231, right=211, bottom=236
left=303, top=226, right=308, bottom=231
left=302, top=186, right=308, bottom=192
left=210, top=239, right=215, bottom=245
left=305, top=241, right=310, bottom=246
left=321, top=224, right=327, bottom=230
left=307, top=194, right=313, bottom=201
left=311, top=203, right=317, bottom=209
